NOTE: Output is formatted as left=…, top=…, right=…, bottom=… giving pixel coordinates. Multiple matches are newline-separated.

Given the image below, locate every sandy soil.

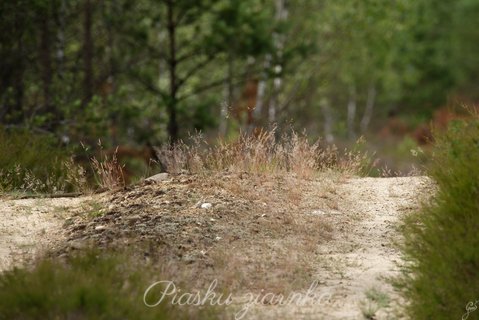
left=0, top=176, right=432, bottom=319
left=0, top=196, right=90, bottom=272
left=242, top=176, right=431, bottom=320
left=318, top=177, right=429, bottom=319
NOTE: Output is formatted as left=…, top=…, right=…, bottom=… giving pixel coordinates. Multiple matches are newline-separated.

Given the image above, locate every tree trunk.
left=219, top=53, right=234, bottom=137
left=166, top=0, right=179, bottom=143
left=13, top=33, right=25, bottom=124
left=56, top=0, right=66, bottom=80
left=219, top=100, right=229, bottom=137
left=320, top=98, right=334, bottom=143
left=268, top=0, right=288, bottom=126
left=103, top=0, right=118, bottom=146
left=347, top=85, right=357, bottom=140
left=360, top=84, right=376, bottom=134
left=83, top=0, right=93, bottom=106
left=253, top=55, right=270, bottom=127
left=40, top=10, right=53, bottom=118
left=269, top=73, right=279, bottom=125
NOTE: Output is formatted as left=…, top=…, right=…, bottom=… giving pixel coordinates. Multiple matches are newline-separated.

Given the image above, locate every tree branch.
left=178, top=68, right=262, bottom=102
left=176, top=53, right=218, bottom=89
left=129, top=71, right=168, bottom=101
left=177, top=48, right=202, bottom=64
left=176, top=2, right=217, bottom=26
left=124, top=36, right=169, bottom=62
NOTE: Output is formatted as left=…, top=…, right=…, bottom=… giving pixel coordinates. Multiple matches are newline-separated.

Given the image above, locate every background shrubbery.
left=0, top=128, right=85, bottom=194
left=398, top=116, right=479, bottom=319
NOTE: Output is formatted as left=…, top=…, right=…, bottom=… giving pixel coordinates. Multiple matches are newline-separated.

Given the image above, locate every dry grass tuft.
left=87, top=141, right=126, bottom=190
left=155, top=129, right=372, bottom=178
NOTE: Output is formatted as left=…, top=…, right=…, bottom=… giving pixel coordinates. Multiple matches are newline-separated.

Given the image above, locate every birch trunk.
left=347, top=86, right=357, bottom=140
left=360, top=84, right=376, bottom=134
left=219, top=54, right=234, bottom=137
left=268, top=0, right=288, bottom=126
left=252, top=75, right=266, bottom=127
left=321, top=98, right=334, bottom=143
left=252, top=55, right=270, bottom=129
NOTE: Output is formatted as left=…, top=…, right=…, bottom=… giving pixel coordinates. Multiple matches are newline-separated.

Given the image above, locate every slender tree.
left=83, top=0, right=94, bottom=106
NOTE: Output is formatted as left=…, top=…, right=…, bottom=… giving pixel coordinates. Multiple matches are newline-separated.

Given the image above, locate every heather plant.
left=0, top=249, right=218, bottom=320
left=397, top=116, right=479, bottom=319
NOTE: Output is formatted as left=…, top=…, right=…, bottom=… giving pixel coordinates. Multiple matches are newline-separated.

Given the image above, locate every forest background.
left=2, top=0, right=479, bottom=177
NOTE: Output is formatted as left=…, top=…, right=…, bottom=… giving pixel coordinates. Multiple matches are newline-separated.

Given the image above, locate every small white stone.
left=215, top=236, right=222, bottom=241
left=201, top=203, right=212, bottom=209
left=145, top=173, right=169, bottom=182
left=310, top=209, right=341, bottom=216
left=95, top=225, right=107, bottom=231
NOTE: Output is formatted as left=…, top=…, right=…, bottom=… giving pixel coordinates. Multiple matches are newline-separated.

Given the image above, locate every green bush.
left=0, top=127, right=85, bottom=194
left=0, top=250, right=217, bottom=320
left=398, top=118, right=479, bottom=319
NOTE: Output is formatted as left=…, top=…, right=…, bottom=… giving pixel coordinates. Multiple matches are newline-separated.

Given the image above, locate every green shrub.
left=0, top=250, right=217, bottom=320
left=398, top=118, right=479, bottom=319
left=0, top=127, right=85, bottom=194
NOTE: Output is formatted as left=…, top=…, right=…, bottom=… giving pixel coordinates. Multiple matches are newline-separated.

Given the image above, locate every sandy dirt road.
left=246, top=177, right=430, bottom=320
left=0, top=177, right=431, bottom=319
left=0, top=197, right=89, bottom=272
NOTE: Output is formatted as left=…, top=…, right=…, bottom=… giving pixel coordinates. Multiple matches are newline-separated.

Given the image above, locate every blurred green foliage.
left=0, top=127, right=84, bottom=194
left=2, top=0, right=479, bottom=144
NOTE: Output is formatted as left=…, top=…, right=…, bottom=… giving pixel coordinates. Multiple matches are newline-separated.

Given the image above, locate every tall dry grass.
left=85, top=141, right=126, bottom=190
left=155, top=129, right=372, bottom=178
